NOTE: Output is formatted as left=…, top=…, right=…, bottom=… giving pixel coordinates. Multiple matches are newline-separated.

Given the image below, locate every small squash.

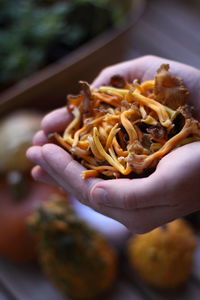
left=127, top=219, right=197, bottom=288
left=28, top=195, right=117, bottom=299
left=0, top=111, right=42, bottom=174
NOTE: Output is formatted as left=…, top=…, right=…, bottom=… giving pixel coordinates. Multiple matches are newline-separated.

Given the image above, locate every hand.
left=27, top=55, right=200, bottom=233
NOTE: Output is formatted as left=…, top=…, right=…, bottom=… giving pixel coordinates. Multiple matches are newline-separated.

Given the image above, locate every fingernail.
left=92, top=188, right=110, bottom=206
left=26, top=147, right=34, bottom=160
left=26, top=146, right=44, bottom=165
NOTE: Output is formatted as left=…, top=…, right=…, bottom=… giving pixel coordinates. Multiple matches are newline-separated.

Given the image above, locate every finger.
left=32, top=130, right=48, bottom=146
left=27, top=146, right=71, bottom=192
left=91, top=55, right=200, bottom=113
left=31, top=165, right=58, bottom=186
left=41, top=107, right=73, bottom=134
left=41, top=144, right=102, bottom=205
left=91, top=58, right=144, bottom=88
left=94, top=204, right=180, bottom=233
left=27, top=144, right=102, bottom=206
left=90, top=171, right=170, bottom=210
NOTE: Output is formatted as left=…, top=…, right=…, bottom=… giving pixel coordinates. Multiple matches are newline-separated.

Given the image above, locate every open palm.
left=27, top=55, right=200, bottom=233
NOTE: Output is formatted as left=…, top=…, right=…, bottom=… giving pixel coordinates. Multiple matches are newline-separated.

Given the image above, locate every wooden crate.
left=0, top=0, right=145, bottom=117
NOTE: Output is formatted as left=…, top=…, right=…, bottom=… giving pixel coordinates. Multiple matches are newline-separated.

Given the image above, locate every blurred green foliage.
left=0, top=0, right=126, bottom=87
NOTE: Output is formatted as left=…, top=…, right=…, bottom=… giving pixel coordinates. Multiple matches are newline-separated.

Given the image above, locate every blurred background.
left=1, top=0, right=200, bottom=299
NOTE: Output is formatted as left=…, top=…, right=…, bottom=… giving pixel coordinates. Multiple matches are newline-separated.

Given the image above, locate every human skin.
left=27, top=55, right=200, bottom=233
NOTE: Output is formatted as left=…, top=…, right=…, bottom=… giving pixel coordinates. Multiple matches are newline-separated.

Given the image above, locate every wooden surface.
left=1, top=0, right=200, bottom=299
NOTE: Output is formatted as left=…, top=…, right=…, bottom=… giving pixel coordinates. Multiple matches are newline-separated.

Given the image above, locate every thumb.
left=90, top=174, right=169, bottom=209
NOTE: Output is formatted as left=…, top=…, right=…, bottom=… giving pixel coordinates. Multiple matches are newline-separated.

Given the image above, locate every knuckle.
left=63, top=159, right=74, bottom=175
left=122, top=193, right=134, bottom=210
left=122, top=189, right=140, bottom=210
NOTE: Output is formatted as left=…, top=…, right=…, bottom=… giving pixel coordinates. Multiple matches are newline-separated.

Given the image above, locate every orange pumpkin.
left=0, top=173, right=65, bottom=262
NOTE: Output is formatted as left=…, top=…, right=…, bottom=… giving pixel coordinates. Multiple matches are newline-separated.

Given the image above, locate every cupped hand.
left=27, top=55, right=200, bottom=233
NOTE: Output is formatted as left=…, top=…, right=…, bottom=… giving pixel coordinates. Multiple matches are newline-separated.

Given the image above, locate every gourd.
left=127, top=219, right=197, bottom=288
left=28, top=195, right=117, bottom=299
left=0, top=111, right=41, bottom=173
